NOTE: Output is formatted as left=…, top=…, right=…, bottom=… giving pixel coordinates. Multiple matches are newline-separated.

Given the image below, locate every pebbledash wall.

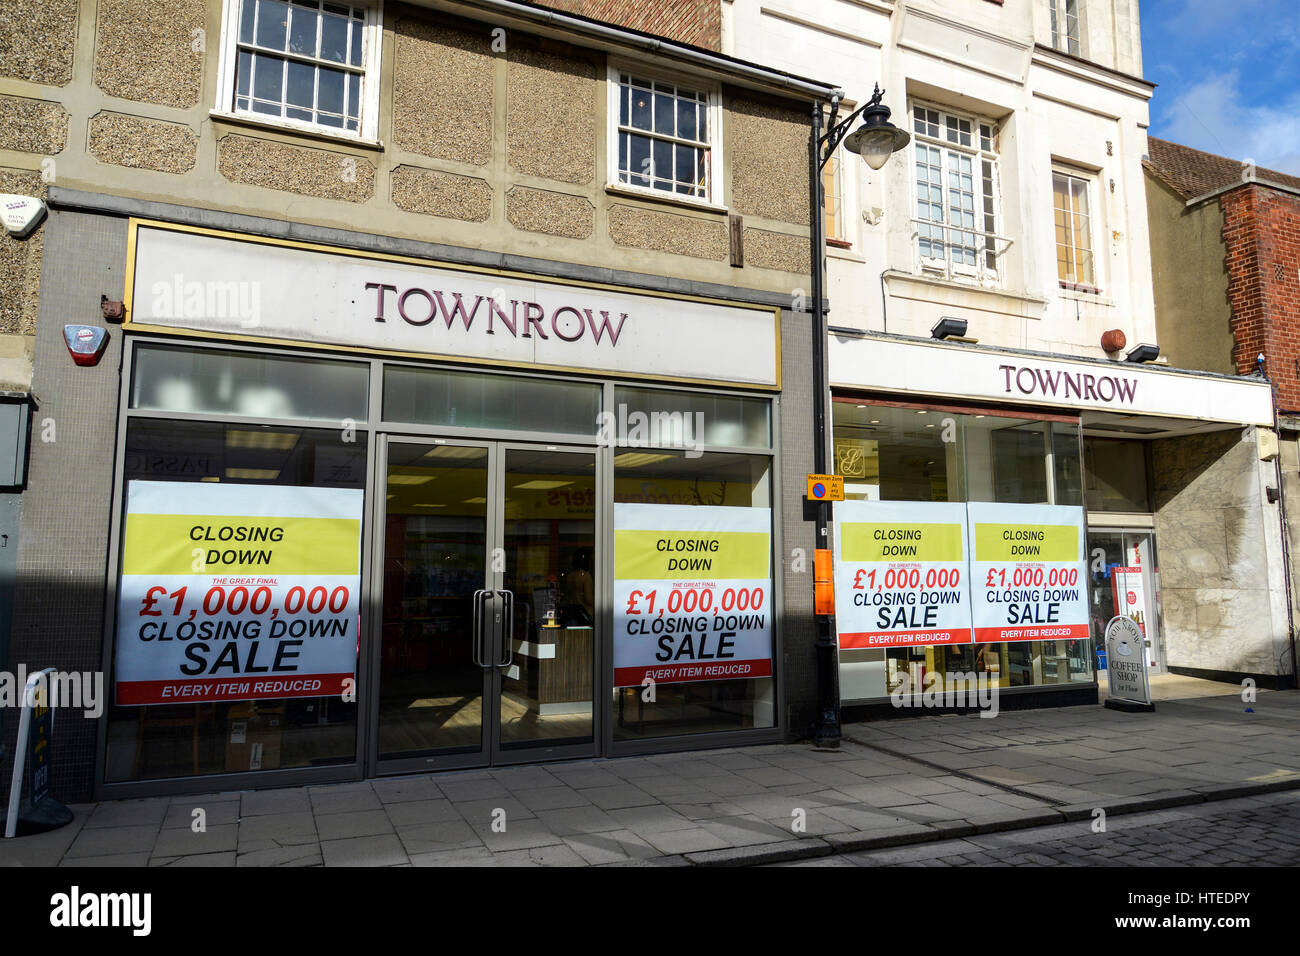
left=0, top=0, right=837, bottom=800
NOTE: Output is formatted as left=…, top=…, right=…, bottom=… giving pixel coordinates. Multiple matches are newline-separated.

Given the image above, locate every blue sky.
left=1142, top=0, right=1300, bottom=174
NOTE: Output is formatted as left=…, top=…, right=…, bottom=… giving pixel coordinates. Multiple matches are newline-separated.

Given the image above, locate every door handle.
left=471, top=589, right=491, bottom=669
left=496, top=589, right=515, bottom=668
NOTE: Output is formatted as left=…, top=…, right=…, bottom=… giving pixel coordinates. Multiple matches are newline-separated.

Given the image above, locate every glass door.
left=375, top=440, right=495, bottom=771
left=372, top=438, right=598, bottom=773
left=1087, top=528, right=1164, bottom=672
left=492, top=445, right=598, bottom=762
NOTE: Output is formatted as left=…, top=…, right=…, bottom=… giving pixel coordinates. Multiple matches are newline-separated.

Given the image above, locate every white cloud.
left=1156, top=71, right=1300, bottom=176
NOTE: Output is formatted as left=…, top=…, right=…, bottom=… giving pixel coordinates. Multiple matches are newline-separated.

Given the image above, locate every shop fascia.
left=828, top=331, right=1273, bottom=425
left=127, top=222, right=780, bottom=388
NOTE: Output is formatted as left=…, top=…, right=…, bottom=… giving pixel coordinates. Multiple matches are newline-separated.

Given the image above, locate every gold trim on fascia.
left=122, top=217, right=782, bottom=389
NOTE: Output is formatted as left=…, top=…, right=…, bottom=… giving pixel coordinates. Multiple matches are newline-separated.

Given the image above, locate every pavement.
left=2, top=678, right=1297, bottom=867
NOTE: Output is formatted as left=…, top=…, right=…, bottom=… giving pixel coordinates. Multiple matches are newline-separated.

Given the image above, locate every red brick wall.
left=1223, top=184, right=1300, bottom=413
left=533, top=0, right=722, bottom=51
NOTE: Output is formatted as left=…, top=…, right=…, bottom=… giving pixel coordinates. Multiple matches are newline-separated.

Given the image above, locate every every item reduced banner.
left=832, top=500, right=972, bottom=649
left=968, top=502, right=1088, bottom=644
left=613, top=503, right=772, bottom=687
left=115, top=481, right=363, bottom=706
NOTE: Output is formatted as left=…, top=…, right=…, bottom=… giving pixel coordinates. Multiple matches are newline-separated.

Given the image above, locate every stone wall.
left=1152, top=428, right=1289, bottom=677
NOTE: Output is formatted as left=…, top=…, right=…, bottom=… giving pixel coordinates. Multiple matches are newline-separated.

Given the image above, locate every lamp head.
left=842, top=85, right=911, bottom=170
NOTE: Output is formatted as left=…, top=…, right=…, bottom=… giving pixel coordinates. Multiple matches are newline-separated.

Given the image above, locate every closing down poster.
left=613, top=503, right=772, bottom=687
left=115, top=481, right=363, bottom=706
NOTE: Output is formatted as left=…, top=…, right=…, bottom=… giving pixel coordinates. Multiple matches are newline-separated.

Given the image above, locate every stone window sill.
left=604, top=182, right=729, bottom=215
left=209, top=109, right=385, bottom=151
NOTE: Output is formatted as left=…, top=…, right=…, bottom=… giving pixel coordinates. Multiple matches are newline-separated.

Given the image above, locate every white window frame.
left=1049, top=0, right=1081, bottom=57
left=214, top=0, right=384, bottom=143
left=909, top=101, right=1004, bottom=285
left=1052, top=166, right=1100, bottom=293
left=605, top=63, right=725, bottom=211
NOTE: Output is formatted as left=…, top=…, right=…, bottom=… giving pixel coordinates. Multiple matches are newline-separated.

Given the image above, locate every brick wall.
left=1222, top=185, right=1300, bottom=413
left=533, top=0, right=722, bottom=51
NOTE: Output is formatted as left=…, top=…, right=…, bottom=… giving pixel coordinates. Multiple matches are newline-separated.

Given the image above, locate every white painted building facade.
left=725, top=0, right=1295, bottom=699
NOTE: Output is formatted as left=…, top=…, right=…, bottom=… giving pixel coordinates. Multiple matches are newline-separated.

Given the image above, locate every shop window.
left=612, top=450, right=775, bottom=740
left=612, top=386, right=770, bottom=450
left=831, top=401, right=1092, bottom=701
left=912, top=103, right=1002, bottom=282
left=106, top=419, right=367, bottom=783
left=218, top=0, right=383, bottom=140
left=131, top=343, right=369, bottom=423
left=1084, top=437, right=1150, bottom=512
left=383, top=365, right=601, bottom=436
left=1053, top=423, right=1084, bottom=506
left=832, top=403, right=961, bottom=502
left=609, top=67, right=721, bottom=204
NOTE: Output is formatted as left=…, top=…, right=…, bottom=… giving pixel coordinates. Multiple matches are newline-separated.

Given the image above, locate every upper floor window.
left=609, top=68, right=721, bottom=205
left=911, top=104, right=1001, bottom=282
left=823, top=147, right=848, bottom=244
left=1053, top=170, right=1096, bottom=289
left=218, top=0, right=383, bottom=140
left=1050, top=0, right=1081, bottom=56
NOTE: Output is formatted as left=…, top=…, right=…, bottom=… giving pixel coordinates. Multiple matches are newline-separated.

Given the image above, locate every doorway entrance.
left=1087, top=528, right=1164, bottom=671
left=372, top=437, right=599, bottom=773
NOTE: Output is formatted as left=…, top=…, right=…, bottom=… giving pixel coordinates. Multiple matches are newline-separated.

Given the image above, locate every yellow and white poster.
left=115, top=481, right=363, bottom=706
left=968, top=502, right=1088, bottom=644
left=613, top=503, right=772, bottom=687
left=832, top=500, right=972, bottom=649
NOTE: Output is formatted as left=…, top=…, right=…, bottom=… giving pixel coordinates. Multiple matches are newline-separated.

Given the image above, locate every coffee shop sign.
left=999, top=363, right=1137, bottom=405
left=366, top=281, right=628, bottom=346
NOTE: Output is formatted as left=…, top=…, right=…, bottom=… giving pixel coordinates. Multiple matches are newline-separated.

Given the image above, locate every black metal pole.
left=809, top=101, right=841, bottom=747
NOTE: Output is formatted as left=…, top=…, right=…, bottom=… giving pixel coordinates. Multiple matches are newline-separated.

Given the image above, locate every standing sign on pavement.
left=1104, top=614, right=1154, bottom=711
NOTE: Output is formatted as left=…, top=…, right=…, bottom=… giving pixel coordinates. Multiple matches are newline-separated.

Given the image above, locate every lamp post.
left=807, top=84, right=909, bottom=748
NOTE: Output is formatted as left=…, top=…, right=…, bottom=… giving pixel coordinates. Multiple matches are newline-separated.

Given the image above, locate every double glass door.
left=374, top=438, right=598, bottom=771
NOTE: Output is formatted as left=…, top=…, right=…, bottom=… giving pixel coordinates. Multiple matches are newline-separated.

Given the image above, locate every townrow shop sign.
left=832, top=500, right=1089, bottom=649
left=829, top=334, right=1274, bottom=425
left=126, top=222, right=780, bottom=388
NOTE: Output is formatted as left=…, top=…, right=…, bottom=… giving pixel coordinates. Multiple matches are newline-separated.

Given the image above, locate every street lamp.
left=841, top=87, right=912, bottom=170
left=807, top=84, right=909, bottom=749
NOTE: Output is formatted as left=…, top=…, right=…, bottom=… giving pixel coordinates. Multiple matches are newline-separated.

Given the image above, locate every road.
left=775, top=790, right=1300, bottom=866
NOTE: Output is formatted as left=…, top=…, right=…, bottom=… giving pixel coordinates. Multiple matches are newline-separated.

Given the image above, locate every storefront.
left=828, top=330, right=1281, bottom=706
left=93, top=218, right=790, bottom=794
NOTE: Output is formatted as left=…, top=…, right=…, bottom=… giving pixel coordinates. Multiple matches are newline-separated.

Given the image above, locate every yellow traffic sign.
left=806, top=474, right=844, bottom=501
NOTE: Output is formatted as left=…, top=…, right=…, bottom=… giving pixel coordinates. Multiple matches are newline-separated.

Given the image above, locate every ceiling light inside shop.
left=613, top=453, right=676, bottom=467
left=421, top=446, right=485, bottom=460
left=226, top=430, right=299, bottom=450
left=225, top=468, right=280, bottom=480
left=201, top=476, right=220, bottom=482
left=513, top=480, right=573, bottom=490
left=916, top=410, right=927, bottom=415
left=413, top=503, right=446, bottom=508
left=387, top=474, right=435, bottom=485
left=463, top=497, right=487, bottom=504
